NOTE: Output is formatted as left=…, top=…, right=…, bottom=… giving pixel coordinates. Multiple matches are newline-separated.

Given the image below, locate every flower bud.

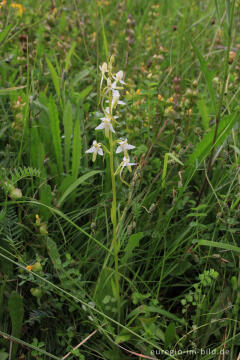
left=32, top=262, right=42, bottom=272
left=40, top=224, right=48, bottom=235
left=10, top=188, right=22, bottom=200
left=30, top=287, right=42, bottom=298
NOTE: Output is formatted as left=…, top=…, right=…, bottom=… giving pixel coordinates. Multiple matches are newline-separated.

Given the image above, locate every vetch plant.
left=86, top=56, right=136, bottom=320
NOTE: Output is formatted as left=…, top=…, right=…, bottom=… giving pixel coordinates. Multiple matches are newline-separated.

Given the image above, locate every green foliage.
left=0, top=0, right=240, bottom=358
left=8, top=291, right=24, bottom=359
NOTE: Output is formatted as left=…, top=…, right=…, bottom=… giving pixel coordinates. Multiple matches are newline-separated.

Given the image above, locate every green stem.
left=109, top=132, right=120, bottom=322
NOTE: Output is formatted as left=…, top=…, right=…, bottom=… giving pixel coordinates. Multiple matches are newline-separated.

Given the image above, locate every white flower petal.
left=98, top=148, right=104, bottom=156
left=109, top=123, right=115, bottom=133
left=95, top=123, right=105, bottom=130
left=126, top=144, right=135, bottom=150
left=116, top=146, right=122, bottom=154
left=86, top=147, right=94, bottom=154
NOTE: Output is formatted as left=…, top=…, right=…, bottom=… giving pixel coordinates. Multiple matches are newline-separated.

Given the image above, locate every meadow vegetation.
left=0, top=0, right=240, bottom=359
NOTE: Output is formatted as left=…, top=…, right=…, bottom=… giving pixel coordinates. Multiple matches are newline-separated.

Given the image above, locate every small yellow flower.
left=0, top=0, right=6, bottom=9
left=26, top=265, right=33, bottom=271
left=136, top=89, right=141, bottom=95
left=126, top=90, right=130, bottom=96
left=187, top=109, right=192, bottom=116
left=11, top=3, right=25, bottom=16
left=35, top=214, right=41, bottom=225
left=52, top=7, right=57, bottom=14
left=169, top=96, right=174, bottom=103
left=158, top=94, right=163, bottom=101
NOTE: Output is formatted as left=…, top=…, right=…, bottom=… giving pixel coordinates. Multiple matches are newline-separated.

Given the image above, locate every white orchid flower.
left=106, top=90, right=126, bottom=108
left=112, top=90, right=126, bottom=107
left=113, top=70, right=126, bottom=85
left=86, top=140, right=103, bottom=162
left=99, top=62, right=108, bottom=89
left=116, top=138, right=135, bottom=157
left=100, top=107, right=119, bottom=121
left=107, top=78, right=117, bottom=91
left=120, top=156, right=136, bottom=173
left=95, top=118, right=115, bottom=138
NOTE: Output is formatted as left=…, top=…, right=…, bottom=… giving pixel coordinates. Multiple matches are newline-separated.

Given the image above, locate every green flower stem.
left=109, top=130, right=120, bottom=322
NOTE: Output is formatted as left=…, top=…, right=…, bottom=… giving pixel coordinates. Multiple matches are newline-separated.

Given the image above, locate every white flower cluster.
left=86, top=57, right=136, bottom=176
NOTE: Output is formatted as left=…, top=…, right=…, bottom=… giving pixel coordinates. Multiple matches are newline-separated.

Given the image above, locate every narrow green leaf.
left=48, top=96, right=63, bottom=174
left=141, top=305, right=185, bottom=325
left=0, top=24, right=12, bottom=44
left=78, top=85, right=93, bottom=101
left=39, top=184, right=52, bottom=221
left=46, top=57, right=61, bottom=100
left=8, top=291, right=24, bottom=359
left=65, top=41, right=76, bottom=72
left=0, top=86, right=26, bottom=96
left=197, top=98, right=209, bottom=130
left=63, top=101, right=73, bottom=172
left=161, top=153, right=168, bottom=190
left=165, top=322, right=176, bottom=347
left=122, top=232, right=143, bottom=263
left=0, top=330, right=59, bottom=359
left=195, top=239, right=240, bottom=254
left=188, top=37, right=217, bottom=114
left=57, top=170, right=102, bottom=207
left=186, top=113, right=237, bottom=169
left=0, top=277, right=7, bottom=323
left=72, top=119, right=81, bottom=179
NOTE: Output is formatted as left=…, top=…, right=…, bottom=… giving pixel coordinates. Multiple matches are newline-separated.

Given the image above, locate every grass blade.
left=57, top=170, right=102, bottom=208
left=48, top=96, right=63, bottom=174
left=72, top=118, right=82, bottom=179
left=195, top=239, right=240, bottom=254
left=188, top=37, right=217, bottom=114
left=46, top=57, right=61, bottom=101
left=63, top=100, right=73, bottom=172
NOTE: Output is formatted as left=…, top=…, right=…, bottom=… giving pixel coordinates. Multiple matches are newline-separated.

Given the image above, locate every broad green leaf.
left=57, top=170, right=102, bottom=207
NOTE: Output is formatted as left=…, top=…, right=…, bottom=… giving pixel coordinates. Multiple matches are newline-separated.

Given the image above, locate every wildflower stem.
left=109, top=131, right=120, bottom=322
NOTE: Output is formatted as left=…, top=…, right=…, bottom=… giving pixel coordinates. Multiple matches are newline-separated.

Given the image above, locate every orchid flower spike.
left=116, top=138, right=135, bottom=157
left=86, top=140, right=103, bottom=162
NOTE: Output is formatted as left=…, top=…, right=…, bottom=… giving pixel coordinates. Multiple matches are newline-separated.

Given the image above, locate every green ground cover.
left=0, top=0, right=240, bottom=359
